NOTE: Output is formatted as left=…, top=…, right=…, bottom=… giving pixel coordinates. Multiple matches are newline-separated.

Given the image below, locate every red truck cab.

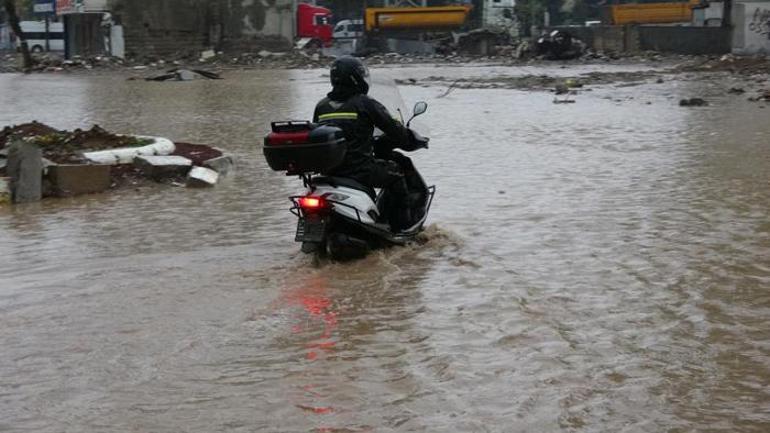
left=296, top=3, right=333, bottom=47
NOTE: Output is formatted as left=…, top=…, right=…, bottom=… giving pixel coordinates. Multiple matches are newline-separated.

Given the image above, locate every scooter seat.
left=312, top=176, right=376, bottom=200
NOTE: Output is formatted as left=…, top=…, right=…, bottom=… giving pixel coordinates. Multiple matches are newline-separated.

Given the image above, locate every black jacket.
left=313, top=88, right=410, bottom=184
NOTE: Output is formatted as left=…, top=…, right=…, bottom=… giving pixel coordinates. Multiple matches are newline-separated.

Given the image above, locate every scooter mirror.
left=413, top=101, right=428, bottom=117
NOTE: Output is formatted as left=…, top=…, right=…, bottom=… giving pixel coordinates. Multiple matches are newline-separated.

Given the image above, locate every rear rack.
left=289, top=185, right=436, bottom=235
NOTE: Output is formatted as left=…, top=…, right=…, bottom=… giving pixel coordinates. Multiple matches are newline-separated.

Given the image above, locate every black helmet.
left=330, top=56, right=370, bottom=95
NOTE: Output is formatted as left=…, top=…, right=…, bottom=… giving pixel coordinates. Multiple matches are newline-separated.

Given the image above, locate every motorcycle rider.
left=313, top=56, right=415, bottom=230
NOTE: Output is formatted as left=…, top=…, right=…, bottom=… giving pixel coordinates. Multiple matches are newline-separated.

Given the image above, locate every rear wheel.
left=327, top=232, right=369, bottom=261
left=31, top=45, right=44, bottom=53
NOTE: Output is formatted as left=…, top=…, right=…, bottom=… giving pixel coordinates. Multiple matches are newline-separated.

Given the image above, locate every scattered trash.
left=679, top=98, right=708, bottom=107
left=748, top=90, right=770, bottom=102
left=200, top=50, right=216, bottom=61
left=553, top=97, right=576, bottom=104
left=728, top=87, right=746, bottom=94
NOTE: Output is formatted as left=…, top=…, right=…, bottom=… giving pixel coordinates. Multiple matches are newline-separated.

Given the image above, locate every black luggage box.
left=264, top=121, right=346, bottom=174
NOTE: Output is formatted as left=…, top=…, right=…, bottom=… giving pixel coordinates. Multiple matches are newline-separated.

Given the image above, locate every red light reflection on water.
left=285, top=277, right=339, bottom=361
left=281, top=274, right=342, bottom=427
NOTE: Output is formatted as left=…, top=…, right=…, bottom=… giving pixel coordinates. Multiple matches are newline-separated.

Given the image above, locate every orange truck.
left=605, top=0, right=700, bottom=25
left=364, top=5, right=473, bottom=33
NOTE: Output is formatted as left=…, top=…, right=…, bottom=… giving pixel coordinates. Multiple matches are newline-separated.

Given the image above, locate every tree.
left=3, top=0, right=33, bottom=72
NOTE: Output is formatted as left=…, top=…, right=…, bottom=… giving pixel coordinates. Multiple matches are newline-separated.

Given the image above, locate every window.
left=350, top=24, right=364, bottom=32
left=315, top=15, right=329, bottom=26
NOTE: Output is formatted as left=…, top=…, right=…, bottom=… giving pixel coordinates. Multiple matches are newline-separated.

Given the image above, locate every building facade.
left=733, top=0, right=770, bottom=54
left=55, top=0, right=296, bottom=59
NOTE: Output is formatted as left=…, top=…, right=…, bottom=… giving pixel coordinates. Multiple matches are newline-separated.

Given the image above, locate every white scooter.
left=264, top=101, right=434, bottom=260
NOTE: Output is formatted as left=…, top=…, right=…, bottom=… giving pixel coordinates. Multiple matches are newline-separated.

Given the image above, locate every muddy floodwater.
left=1, top=65, right=769, bottom=433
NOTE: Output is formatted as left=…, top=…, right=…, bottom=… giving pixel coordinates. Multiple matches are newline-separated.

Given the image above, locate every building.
left=55, top=0, right=296, bottom=60
left=732, top=0, right=770, bottom=54
left=56, top=0, right=114, bottom=57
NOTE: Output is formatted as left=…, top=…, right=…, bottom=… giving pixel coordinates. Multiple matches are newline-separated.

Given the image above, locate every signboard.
left=33, top=0, right=56, bottom=14
left=56, top=0, right=77, bottom=15
left=55, top=0, right=108, bottom=15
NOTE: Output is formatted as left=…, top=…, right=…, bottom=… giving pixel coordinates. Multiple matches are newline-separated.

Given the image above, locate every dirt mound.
left=0, top=122, right=61, bottom=147
left=1, top=123, right=153, bottom=164
left=677, top=54, right=770, bottom=75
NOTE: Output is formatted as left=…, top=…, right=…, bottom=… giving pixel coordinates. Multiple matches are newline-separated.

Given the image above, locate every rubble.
left=0, top=122, right=233, bottom=204
left=676, top=54, right=770, bottom=75
left=143, top=68, right=222, bottom=81
left=186, top=166, right=219, bottom=188
left=203, top=155, right=234, bottom=176
left=748, top=90, right=770, bottom=102
left=397, top=70, right=659, bottom=92
left=133, top=155, right=193, bottom=181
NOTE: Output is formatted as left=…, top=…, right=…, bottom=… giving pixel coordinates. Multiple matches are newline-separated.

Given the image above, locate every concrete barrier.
left=552, top=25, right=730, bottom=55
left=639, top=26, right=731, bottom=54
left=7, top=140, right=43, bottom=203
left=47, top=165, right=112, bottom=197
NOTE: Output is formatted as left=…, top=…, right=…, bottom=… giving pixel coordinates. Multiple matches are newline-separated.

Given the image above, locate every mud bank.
left=0, top=123, right=233, bottom=203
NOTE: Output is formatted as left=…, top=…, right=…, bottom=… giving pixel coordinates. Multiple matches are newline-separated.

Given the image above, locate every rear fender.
left=309, top=185, right=379, bottom=225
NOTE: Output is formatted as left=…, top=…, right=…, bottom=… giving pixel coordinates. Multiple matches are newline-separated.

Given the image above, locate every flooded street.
left=1, top=65, right=769, bottom=432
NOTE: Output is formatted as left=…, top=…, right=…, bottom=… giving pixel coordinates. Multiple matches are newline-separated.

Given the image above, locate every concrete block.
left=134, top=155, right=192, bottom=180
left=47, top=164, right=111, bottom=197
left=83, top=136, right=175, bottom=165
left=203, top=155, right=234, bottom=176
left=7, top=139, right=42, bottom=203
left=186, top=166, right=219, bottom=188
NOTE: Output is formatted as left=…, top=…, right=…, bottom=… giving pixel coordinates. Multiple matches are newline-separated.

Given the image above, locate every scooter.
left=263, top=102, right=434, bottom=260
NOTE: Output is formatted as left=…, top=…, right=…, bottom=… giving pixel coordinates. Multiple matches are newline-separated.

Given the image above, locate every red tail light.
left=298, top=196, right=325, bottom=209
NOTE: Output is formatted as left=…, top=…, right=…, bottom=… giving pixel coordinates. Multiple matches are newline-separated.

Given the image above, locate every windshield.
left=368, top=75, right=429, bottom=136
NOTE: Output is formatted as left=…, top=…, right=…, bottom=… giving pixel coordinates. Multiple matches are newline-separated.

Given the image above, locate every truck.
left=364, top=5, right=473, bottom=34
left=296, top=2, right=516, bottom=53
left=296, top=3, right=334, bottom=47
left=604, top=0, right=699, bottom=25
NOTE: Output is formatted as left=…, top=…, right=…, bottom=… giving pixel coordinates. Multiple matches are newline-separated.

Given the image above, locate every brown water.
left=1, top=66, right=769, bottom=433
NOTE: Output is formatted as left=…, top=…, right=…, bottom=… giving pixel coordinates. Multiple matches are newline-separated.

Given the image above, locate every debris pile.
left=0, top=53, right=127, bottom=73
left=748, top=89, right=770, bottom=102
left=679, top=98, right=709, bottom=107
left=142, top=68, right=222, bottom=81
left=0, top=123, right=233, bottom=204
left=397, top=70, right=660, bottom=92
left=204, top=49, right=332, bottom=69
left=676, top=54, right=770, bottom=75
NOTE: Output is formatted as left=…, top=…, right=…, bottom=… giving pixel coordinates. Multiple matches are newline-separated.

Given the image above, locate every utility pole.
left=3, top=0, right=33, bottom=72
left=722, top=0, right=733, bottom=29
